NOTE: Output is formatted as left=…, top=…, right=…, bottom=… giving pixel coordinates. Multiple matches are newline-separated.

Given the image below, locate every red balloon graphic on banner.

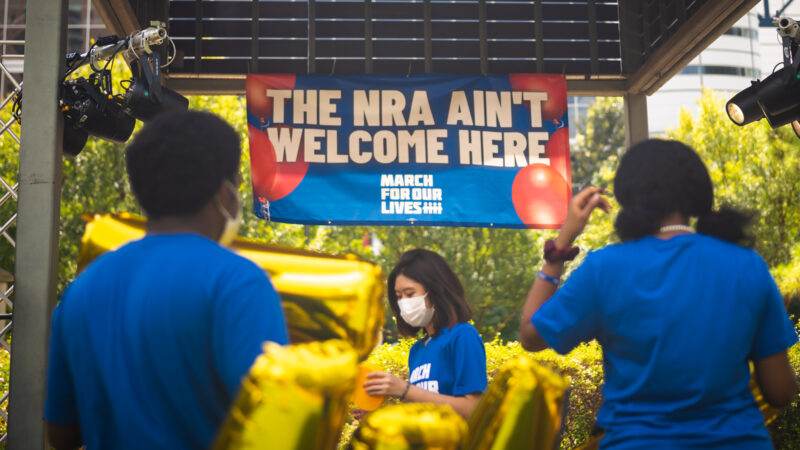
left=545, top=127, right=571, bottom=184
left=512, top=163, right=570, bottom=228
left=248, top=125, right=308, bottom=201
left=508, top=74, right=567, bottom=122
left=246, top=74, right=297, bottom=119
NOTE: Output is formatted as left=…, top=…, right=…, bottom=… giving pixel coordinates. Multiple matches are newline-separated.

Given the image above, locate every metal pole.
left=623, top=93, right=649, bottom=147
left=7, top=0, right=66, bottom=448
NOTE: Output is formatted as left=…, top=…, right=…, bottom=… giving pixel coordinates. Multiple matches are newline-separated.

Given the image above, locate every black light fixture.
left=121, top=49, right=188, bottom=122
left=726, top=69, right=800, bottom=128
left=60, top=73, right=136, bottom=156
left=727, top=16, right=800, bottom=137
left=11, top=26, right=188, bottom=157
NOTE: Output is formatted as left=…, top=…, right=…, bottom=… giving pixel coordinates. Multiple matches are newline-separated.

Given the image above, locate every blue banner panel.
left=246, top=74, right=571, bottom=229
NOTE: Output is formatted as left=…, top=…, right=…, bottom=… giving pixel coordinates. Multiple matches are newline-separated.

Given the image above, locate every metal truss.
left=0, top=39, right=24, bottom=444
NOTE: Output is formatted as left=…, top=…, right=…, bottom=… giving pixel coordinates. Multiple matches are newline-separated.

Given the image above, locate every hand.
left=556, top=186, right=610, bottom=248
left=351, top=407, right=367, bottom=421
left=363, top=371, right=407, bottom=398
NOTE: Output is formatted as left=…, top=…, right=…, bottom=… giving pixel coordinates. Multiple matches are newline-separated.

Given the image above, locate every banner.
left=246, top=74, right=570, bottom=229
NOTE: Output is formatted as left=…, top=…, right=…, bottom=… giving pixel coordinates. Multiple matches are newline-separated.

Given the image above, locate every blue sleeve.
left=212, top=259, right=289, bottom=396
left=749, top=256, right=798, bottom=360
left=44, top=301, right=78, bottom=424
left=531, top=253, right=600, bottom=355
left=450, top=325, right=488, bottom=396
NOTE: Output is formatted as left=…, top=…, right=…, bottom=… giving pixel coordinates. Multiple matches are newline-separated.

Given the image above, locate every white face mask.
left=398, top=293, right=434, bottom=328
left=216, top=180, right=242, bottom=246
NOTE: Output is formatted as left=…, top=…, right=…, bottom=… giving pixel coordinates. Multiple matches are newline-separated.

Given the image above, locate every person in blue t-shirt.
left=44, top=111, right=289, bottom=450
left=519, top=139, right=798, bottom=448
left=363, top=249, right=487, bottom=418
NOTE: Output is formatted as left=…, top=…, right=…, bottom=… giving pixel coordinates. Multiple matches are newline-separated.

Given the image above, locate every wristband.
left=399, top=381, right=411, bottom=401
left=544, top=239, right=579, bottom=263
left=537, top=270, right=561, bottom=286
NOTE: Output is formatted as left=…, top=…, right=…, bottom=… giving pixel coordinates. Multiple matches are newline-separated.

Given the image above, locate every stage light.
left=62, top=123, right=89, bottom=157
left=121, top=78, right=188, bottom=122
left=726, top=81, right=761, bottom=126
left=727, top=15, right=800, bottom=136
left=726, top=69, right=800, bottom=128
left=11, top=25, right=185, bottom=157
left=121, top=37, right=188, bottom=122
left=59, top=75, right=135, bottom=156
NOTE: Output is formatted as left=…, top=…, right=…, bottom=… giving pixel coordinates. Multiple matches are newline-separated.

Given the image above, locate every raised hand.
left=555, top=186, right=610, bottom=248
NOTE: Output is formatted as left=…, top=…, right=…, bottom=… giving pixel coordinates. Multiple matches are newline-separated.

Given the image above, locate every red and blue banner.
left=246, top=74, right=570, bottom=229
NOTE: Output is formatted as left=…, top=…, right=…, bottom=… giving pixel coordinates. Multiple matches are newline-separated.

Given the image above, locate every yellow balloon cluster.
left=351, top=403, right=468, bottom=449
left=77, top=213, right=385, bottom=360
left=213, top=340, right=358, bottom=449
left=465, top=356, right=569, bottom=450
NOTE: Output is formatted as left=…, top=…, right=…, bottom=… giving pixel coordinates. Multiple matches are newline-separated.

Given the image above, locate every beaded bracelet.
left=399, top=381, right=411, bottom=401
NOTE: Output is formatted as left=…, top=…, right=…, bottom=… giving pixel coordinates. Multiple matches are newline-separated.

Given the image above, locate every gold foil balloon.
left=213, top=340, right=358, bottom=449
left=465, top=356, right=569, bottom=450
left=351, top=403, right=468, bottom=449
left=76, top=213, right=385, bottom=360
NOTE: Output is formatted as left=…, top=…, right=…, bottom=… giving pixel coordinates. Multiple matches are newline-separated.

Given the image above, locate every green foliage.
left=570, top=97, right=625, bottom=190
left=772, top=244, right=800, bottom=317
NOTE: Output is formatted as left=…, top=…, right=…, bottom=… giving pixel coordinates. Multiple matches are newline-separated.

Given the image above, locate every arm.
left=46, top=422, right=82, bottom=450
left=518, top=187, right=609, bottom=352
left=754, top=350, right=798, bottom=408
left=749, top=255, right=799, bottom=409
left=362, top=371, right=481, bottom=419
left=403, top=384, right=481, bottom=419
left=518, top=259, right=564, bottom=352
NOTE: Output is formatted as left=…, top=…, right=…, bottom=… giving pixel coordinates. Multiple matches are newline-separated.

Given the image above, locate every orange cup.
left=353, top=363, right=386, bottom=411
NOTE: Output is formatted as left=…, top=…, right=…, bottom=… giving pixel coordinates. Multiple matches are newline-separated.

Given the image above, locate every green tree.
left=569, top=97, right=625, bottom=190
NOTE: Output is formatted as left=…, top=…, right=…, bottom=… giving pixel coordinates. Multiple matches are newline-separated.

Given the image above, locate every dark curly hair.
left=125, top=110, right=241, bottom=219
left=387, top=249, right=473, bottom=338
left=613, top=139, right=752, bottom=245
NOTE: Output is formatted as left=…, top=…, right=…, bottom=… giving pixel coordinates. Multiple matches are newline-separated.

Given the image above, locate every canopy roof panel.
left=94, top=0, right=760, bottom=95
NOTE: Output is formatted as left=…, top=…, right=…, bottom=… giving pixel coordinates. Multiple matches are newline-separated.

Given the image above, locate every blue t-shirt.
left=531, top=234, right=798, bottom=449
left=45, top=234, right=289, bottom=450
left=407, top=322, right=487, bottom=396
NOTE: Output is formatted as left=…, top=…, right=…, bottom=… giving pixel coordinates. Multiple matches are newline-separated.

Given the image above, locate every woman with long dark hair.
left=519, top=139, right=798, bottom=448
left=363, top=249, right=487, bottom=418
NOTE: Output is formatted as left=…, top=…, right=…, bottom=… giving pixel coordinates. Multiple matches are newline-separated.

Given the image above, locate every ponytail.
left=696, top=206, right=755, bottom=247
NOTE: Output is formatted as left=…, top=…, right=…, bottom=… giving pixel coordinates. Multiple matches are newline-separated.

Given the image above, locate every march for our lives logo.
left=380, top=173, right=443, bottom=216
left=409, top=363, right=439, bottom=393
